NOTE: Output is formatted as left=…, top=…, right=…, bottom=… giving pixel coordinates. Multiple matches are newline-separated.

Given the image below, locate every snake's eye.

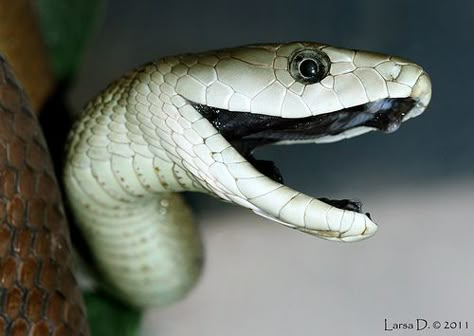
left=289, top=48, right=330, bottom=84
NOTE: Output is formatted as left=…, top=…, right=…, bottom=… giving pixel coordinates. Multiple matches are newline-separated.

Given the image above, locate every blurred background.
left=67, top=0, right=473, bottom=335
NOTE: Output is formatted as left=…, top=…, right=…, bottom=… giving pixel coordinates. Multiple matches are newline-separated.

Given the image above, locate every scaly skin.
left=0, top=56, right=88, bottom=335
left=64, top=42, right=431, bottom=307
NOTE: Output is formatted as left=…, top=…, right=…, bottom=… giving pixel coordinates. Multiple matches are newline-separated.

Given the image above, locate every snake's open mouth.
left=191, top=97, right=417, bottom=214
left=192, top=98, right=417, bottom=155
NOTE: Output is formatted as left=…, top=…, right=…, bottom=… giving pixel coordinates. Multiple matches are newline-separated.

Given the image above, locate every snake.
left=0, top=55, right=88, bottom=335
left=63, top=41, right=432, bottom=308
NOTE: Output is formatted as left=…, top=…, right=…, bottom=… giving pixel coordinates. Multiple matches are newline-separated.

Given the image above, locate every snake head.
left=164, top=42, right=432, bottom=242
left=165, top=42, right=432, bottom=242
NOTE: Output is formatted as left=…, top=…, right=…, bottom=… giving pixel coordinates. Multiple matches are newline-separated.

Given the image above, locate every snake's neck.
left=64, top=60, right=205, bottom=307
left=68, top=61, right=209, bottom=195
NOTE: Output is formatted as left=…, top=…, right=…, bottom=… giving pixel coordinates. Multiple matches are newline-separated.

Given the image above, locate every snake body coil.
left=64, top=42, right=432, bottom=307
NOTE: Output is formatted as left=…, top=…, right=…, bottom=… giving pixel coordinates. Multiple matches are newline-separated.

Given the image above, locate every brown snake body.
left=0, top=56, right=88, bottom=335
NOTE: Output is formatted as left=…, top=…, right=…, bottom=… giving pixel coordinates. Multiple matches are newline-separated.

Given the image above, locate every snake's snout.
left=406, top=71, right=432, bottom=120
left=376, top=56, right=432, bottom=122
left=414, top=71, right=432, bottom=104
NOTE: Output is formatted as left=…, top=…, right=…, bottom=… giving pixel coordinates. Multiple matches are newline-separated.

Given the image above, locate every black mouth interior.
left=193, top=98, right=415, bottom=155
left=192, top=97, right=416, bottom=214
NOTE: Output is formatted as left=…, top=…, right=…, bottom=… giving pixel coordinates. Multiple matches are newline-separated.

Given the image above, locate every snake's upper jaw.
left=374, top=71, right=432, bottom=131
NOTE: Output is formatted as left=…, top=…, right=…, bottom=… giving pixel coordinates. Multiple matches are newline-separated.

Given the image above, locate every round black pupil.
left=299, top=59, right=319, bottom=78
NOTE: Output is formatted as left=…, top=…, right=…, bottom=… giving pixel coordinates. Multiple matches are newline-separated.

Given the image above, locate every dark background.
left=69, top=1, right=473, bottom=335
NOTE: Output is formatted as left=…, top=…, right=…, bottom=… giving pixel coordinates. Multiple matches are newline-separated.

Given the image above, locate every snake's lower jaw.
left=254, top=211, right=377, bottom=242
left=299, top=224, right=377, bottom=242
left=249, top=193, right=378, bottom=243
